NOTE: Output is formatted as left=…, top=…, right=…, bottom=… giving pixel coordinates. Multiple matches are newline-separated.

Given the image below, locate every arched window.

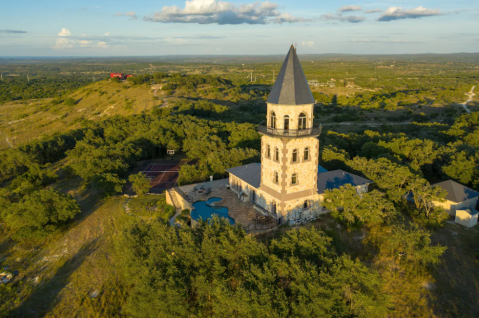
left=274, top=172, right=279, bottom=183
left=284, top=115, right=290, bottom=131
left=292, top=173, right=297, bottom=185
left=267, top=145, right=271, bottom=158
left=304, top=147, right=309, bottom=161
left=298, top=113, right=307, bottom=130
left=275, top=148, right=279, bottom=161
left=303, top=200, right=308, bottom=209
left=292, top=149, right=298, bottom=162
left=270, top=112, right=276, bottom=129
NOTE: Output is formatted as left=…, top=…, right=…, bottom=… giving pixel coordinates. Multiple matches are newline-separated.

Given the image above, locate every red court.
left=142, top=164, right=180, bottom=191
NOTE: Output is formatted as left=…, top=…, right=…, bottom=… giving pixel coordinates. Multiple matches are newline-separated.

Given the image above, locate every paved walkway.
left=169, top=208, right=181, bottom=226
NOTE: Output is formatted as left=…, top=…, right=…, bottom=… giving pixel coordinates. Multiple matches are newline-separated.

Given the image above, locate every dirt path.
left=5, top=136, right=14, bottom=148
left=460, top=85, right=476, bottom=114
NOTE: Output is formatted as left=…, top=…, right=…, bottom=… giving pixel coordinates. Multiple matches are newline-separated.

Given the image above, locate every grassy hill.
left=0, top=81, right=163, bottom=150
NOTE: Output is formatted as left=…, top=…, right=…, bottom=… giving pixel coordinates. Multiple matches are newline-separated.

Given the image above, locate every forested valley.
left=0, top=55, right=479, bottom=317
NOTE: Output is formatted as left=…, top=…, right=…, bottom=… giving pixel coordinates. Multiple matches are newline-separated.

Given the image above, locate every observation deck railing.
left=257, top=125, right=322, bottom=137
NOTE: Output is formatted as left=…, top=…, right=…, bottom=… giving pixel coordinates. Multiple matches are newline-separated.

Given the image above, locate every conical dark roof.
left=267, top=45, right=315, bottom=105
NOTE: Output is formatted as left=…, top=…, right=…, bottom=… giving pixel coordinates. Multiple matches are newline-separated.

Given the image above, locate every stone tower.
left=258, top=45, right=320, bottom=221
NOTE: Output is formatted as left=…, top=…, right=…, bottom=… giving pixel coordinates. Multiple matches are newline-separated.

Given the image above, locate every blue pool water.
left=191, top=197, right=235, bottom=225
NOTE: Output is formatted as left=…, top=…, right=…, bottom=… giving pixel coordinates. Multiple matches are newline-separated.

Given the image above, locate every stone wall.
left=267, top=103, right=314, bottom=130
left=167, top=188, right=192, bottom=211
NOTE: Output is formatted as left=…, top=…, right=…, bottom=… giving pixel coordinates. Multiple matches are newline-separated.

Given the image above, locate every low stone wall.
left=170, top=188, right=193, bottom=211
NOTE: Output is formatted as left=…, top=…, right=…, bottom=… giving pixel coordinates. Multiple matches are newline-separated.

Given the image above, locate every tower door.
left=252, top=190, right=256, bottom=203
left=284, top=116, right=290, bottom=131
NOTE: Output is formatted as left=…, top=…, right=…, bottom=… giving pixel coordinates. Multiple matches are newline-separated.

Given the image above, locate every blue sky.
left=1, top=0, right=478, bottom=56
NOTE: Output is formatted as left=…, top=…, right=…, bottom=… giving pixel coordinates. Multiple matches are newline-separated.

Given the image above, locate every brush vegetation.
left=0, top=56, right=478, bottom=317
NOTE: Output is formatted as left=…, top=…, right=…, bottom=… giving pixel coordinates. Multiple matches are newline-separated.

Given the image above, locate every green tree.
left=442, top=151, right=477, bottom=185
left=129, top=172, right=151, bottom=197
left=408, top=177, right=449, bottom=226
left=323, top=185, right=396, bottom=228
left=1, top=188, right=81, bottom=241
left=64, top=97, right=76, bottom=106
left=349, top=157, right=413, bottom=202
left=121, top=219, right=389, bottom=318
left=382, top=224, right=446, bottom=269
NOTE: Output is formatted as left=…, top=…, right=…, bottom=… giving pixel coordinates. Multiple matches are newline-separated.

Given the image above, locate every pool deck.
left=178, top=179, right=260, bottom=227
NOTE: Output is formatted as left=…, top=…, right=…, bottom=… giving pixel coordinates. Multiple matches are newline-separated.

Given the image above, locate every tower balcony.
left=257, top=125, right=322, bottom=138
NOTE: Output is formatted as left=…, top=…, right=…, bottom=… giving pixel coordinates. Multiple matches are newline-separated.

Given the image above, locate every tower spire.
left=267, top=46, right=314, bottom=105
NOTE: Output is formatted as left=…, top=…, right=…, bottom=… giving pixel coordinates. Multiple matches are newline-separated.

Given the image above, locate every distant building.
left=110, top=73, right=124, bottom=79
left=226, top=46, right=371, bottom=224
left=431, top=180, right=479, bottom=216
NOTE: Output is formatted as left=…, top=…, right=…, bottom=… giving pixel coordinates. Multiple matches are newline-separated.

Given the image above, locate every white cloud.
left=58, top=28, right=71, bottom=37
left=52, top=29, right=111, bottom=50
left=144, top=0, right=308, bottom=24
left=321, top=13, right=365, bottom=23
left=79, top=40, right=92, bottom=47
left=378, top=6, right=442, bottom=21
left=351, top=39, right=371, bottom=42
left=53, top=37, right=74, bottom=49
left=115, top=11, right=138, bottom=19
left=125, top=11, right=138, bottom=19
left=338, top=5, right=362, bottom=13
left=272, top=13, right=309, bottom=23
left=364, top=9, right=382, bottom=14
left=302, top=41, right=314, bottom=47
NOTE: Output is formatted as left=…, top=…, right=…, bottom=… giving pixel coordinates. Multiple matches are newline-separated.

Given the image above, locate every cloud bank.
left=52, top=28, right=109, bottom=50
left=0, top=29, right=27, bottom=34
left=364, top=9, right=382, bottom=14
left=379, top=6, right=442, bottom=21
left=321, top=13, right=365, bottom=23
left=143, top=0, right=308, bottom=24
left=338, top=5, right=362, bottom=13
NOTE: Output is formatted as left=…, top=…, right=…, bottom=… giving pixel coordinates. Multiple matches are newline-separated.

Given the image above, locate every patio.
left=177, top=179, right=261, bottom=228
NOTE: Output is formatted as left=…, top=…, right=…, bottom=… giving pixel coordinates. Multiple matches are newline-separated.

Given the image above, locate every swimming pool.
left=191, top=197, right=235, bottom=225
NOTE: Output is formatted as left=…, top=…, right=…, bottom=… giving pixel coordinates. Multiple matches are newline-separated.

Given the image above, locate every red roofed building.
left=110, top=73, right=124, bottom=79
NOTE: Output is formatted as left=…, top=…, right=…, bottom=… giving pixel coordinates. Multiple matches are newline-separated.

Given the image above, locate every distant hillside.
left=0, top=81, right=161, bottom=149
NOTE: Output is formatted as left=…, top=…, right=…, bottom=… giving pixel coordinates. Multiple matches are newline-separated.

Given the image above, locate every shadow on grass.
left=430, top=227, right=479, bottom=317
left=53, top=176, right=104, bottom=225
left=10, top=239, right=99, bottom=317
